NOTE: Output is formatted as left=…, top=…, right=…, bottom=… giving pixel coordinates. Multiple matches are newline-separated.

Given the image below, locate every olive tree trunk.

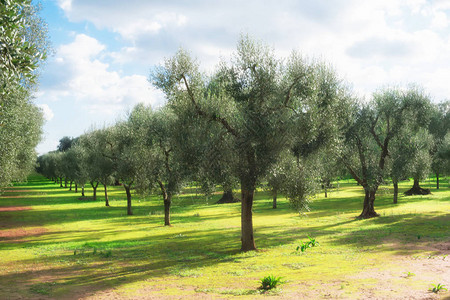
left=103, top=184, right=109, bottom=207
left=272, top=188, right=277, bottom=209
left=393, top=180, right=398, bottom=204
left=124, top=184, right=133, bottom=215
left=90, top=181, right=99, bottom=200
left=404, top=178, right=431, bottom=195
left=240, top=181, right=256, bottom=251
left=359, top=188, right=379, bottom=218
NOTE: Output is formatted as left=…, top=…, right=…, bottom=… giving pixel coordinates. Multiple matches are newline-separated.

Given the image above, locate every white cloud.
left=37, top=104, right=54, bottom=121
left=40, top=34, right=163, bottom=114
left=54, top=0, right=450, bottom=104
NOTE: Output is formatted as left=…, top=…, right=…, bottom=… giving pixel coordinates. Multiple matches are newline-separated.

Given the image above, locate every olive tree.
left=1, top=0, right=49, bottom=188
left=152, top=36, right=349, bottom=251
left=428, top=101, right=450, bottom=189
left=341, top=87, right=431, bottom=218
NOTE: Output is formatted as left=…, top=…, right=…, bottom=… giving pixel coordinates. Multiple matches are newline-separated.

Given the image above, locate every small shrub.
left=259, top=275, right=283, bottom=290
left=296, top=235, right=319, bottom=252
left=405, top=271, right=415, bottom=278
left=430, top=283, right=447, bottom=293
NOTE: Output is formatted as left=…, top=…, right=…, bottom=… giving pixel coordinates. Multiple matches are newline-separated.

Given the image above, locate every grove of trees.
left=35, top=37, right=449, bottom=252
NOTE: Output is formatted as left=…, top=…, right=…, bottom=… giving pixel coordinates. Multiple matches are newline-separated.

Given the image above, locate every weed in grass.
left=430, top=283, right=447, bottom=293
left=29, top=282, right=57, bottom=295
left=99, top=249, right=112, bottom=258
left=405, top=271, right=415, bottom=278
left=171, top=267, right=203, bottom=278
left=259, top=275, right=283, bottom=291
left=296, top=235, right=319, bottom=252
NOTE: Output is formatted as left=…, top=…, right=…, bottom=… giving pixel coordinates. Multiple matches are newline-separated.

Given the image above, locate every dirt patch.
left=0, top=227, right=47, bottom=242
left=0, top=206, right=32, bottom=212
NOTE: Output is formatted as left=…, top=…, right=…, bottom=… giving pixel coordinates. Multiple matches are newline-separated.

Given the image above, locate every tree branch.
left=181, top=74, right=238, bottom=138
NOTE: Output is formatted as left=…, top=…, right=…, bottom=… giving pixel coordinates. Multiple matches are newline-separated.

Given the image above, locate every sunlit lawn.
left=0, top=174, right=449, bottom=299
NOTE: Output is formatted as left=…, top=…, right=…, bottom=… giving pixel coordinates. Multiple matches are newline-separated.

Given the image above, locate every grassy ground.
left=0, top=174, right=449, bottom=299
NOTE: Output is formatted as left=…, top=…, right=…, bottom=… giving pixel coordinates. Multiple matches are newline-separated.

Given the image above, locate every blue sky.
left=36, top=0, right=450, bottom=154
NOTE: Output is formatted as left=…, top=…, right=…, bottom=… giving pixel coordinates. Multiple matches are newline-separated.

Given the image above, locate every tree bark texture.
left=240, top=186, right=257, bottom=251
left=124, top=184, right=133, bottom=215
left=358, top=188, right=379, bottom=218
left=104, top=184, right=109, bottom=206
left=81, top=186, right=85, bottom=197
left=393, top=180, right=398, bottom=204
left=404, top=178, right=431, bottom=195
left=75, top=183, right=78, bottom=193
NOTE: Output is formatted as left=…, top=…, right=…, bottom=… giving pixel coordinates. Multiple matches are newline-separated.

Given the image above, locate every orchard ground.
left=0, top=174, right=449, bottom=299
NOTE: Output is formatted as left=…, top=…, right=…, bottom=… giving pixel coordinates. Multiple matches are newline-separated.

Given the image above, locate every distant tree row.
left=0, top=0, right=50, bottom=188
left=36, top=36, right=449, bottom=252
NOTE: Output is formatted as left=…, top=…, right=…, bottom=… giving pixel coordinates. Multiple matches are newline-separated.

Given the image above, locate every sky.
left=35, top=0, right=450, bottom=154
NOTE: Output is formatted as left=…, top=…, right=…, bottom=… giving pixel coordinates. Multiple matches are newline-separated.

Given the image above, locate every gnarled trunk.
left=359, top=188, right=379, bottom=218
left=104, top=184, right=109, bottom=206
left=124, top=184, right=132, bottom=215
left=393, top=180, right=398, bottom=204
left=240, top=182, right=256, bottom=251
left=216, top=189, right=240, bottom=204
left=404, top=178, right=431, bottom=195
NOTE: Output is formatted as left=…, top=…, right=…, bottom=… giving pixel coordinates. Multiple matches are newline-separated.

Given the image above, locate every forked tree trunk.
left=359, top=188, right=379, bottom=218
left=157, top=180, right=171, bottom=226
left=64, top=179, right=68, bottom=188
left=91, top=181, right=99, bottom=200
left=241, top=184, right=256, bottom=251
left=436, top=172, right=439, bottom=190
left=103, top=184, right=109, bottom=207
left=393, top=180, right=398, bottom=204
left=124, top=184, right=133, bottom=215
left=404, top=178, right=431, bottom=195
left=272, top=188, right=277, bottom=209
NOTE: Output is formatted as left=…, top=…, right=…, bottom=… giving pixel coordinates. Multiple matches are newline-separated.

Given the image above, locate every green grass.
left=0, top=174, right=449, bottom=299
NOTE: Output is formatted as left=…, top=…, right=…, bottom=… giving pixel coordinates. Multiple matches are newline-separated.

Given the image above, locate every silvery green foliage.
left=127, top=104, right=187, bottom=199
left=429, top=101, right=450, bottom=177
left=0, top=86, right=43, bottom=187
left=0, top=0, right=50, bottom=88
left=342, top=87, right=432, bottom=191
left=1, top=0, right=49, bottom=187
left=76, top=130, right=115, bottom=188
left=152, top=36, right=349, bottom=208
